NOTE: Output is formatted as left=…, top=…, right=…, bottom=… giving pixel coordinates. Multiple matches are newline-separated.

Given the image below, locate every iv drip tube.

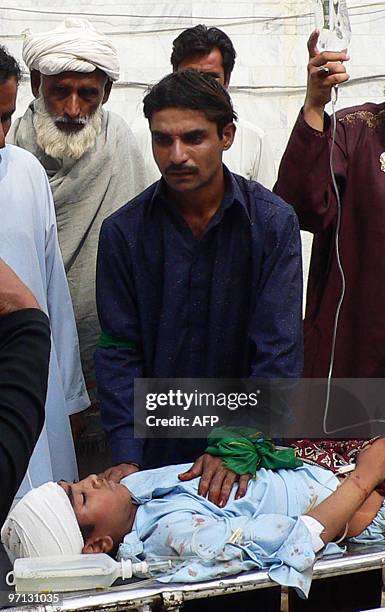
left=322, top=85, right=347, bottom=435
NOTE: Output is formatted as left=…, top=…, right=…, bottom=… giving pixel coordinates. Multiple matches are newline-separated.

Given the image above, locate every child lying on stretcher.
left=2, top=438, right=385, bottom=598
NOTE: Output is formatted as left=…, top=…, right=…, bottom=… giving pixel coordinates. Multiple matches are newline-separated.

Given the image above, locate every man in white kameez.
left=0, top=45, right=89, bottom=495
left=9, top=19, right=146, bottom=424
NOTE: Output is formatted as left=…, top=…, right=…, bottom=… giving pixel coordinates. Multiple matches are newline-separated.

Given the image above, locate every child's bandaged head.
left=1, top=482, right=83, bottom=562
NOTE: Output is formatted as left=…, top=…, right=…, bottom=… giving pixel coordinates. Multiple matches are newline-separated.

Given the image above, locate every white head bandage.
left=22, top=18, right=119, bottom=82
left=1, top=482, right=83, bottom=562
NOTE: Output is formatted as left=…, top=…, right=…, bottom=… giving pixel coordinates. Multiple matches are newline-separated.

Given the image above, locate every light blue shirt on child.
left=120, top=462, right=339, bottom=597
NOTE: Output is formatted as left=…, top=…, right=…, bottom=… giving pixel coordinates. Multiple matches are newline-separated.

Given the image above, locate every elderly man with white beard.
left=9, top=19, right=146, bottom=439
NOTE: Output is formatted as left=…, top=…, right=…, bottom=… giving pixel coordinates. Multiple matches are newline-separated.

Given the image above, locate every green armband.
left=98, top=332, right=137, bottom=350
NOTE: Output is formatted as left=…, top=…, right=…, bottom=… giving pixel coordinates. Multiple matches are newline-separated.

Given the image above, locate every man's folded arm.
left=95, top=219, right=144, bottom=467
left=249, top=207, right=303, bottom=380
left=95, top=344, right=144, bottom=466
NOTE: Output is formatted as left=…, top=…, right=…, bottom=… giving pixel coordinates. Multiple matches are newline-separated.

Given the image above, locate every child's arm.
left=308, top=438, right=385, bottom=543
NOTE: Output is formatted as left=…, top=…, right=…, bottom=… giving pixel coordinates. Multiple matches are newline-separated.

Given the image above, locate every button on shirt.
left=95, top=168, right=303, bottom=467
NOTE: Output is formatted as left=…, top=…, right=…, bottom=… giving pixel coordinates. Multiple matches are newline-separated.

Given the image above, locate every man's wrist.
left=125, top=461, right=141, bottom=470
left=111, top=438, right=144, bottom=468
left=303, top=103, right=325, bottom=132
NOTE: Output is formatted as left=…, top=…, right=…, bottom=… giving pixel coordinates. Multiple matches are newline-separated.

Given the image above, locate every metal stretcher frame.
left=3, top=543, right=385, bottom=612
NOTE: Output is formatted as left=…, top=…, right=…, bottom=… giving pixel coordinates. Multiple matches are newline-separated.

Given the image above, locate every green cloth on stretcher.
left=205, top=427, right=302, bottom=476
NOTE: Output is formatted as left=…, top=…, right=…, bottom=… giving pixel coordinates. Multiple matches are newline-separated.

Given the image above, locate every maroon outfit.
left=275, top=104, right=385, bottom=378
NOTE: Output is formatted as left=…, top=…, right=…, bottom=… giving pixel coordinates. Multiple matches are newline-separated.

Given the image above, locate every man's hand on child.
left=98, top=463, right=139, bottom=483
left=178, top=453, right=252, bottom=507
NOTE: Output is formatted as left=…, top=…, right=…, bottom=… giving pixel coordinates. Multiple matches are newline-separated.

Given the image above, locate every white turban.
left=22, top=18, right=119, bottom=82
left=1, top=482, right=83, bottom=563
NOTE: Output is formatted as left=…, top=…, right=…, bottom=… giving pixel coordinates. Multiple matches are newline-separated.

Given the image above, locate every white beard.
left=33, top=95, right=103, bottom=161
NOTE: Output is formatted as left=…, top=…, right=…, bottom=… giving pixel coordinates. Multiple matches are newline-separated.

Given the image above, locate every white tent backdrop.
left=1, top=0, right=384, bottom=304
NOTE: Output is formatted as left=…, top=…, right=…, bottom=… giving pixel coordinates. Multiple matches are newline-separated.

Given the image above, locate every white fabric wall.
left=1, top=1, right=384, bottom=307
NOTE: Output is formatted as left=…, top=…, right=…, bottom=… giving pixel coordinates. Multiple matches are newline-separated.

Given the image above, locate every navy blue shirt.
left=95, top=168, right=303, bottom=467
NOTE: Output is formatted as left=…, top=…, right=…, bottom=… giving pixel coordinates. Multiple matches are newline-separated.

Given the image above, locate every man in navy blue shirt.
left=95, top=70, right=303, bottom=503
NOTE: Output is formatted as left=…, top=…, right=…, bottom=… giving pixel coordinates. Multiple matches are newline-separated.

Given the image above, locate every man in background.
left=0, top=45, right=88, bottom=493
left=133, top=25, right=276, bottom=189
left=275, top=32, right=384, bottom=381
left=9, top=19, right=146, bottom=439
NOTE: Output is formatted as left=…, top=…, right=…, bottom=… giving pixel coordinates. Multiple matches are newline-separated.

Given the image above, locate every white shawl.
left=10, top=105, right=146, bottom=386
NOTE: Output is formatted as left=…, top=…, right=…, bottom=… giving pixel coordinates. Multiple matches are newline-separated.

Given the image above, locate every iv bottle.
left=6, top=553, right=172, bottom=593
left=313, top=0, right=352, bottom=51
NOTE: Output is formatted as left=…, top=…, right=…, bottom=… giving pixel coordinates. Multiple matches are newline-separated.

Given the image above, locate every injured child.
left=2, top=438, right=385, bottom=598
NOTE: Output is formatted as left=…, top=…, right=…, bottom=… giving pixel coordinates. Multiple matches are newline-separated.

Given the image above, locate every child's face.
left=59, top=474, right=133, bottom=548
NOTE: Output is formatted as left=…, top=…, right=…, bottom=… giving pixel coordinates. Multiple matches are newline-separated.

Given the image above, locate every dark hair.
left=143, top=69, right=237, bottom=137
left=79, top=523, right=118, bottom=558
left=79, top=523, right=94, bottom=541
left=171, top=25, right=236, bottom=84
left=0, top=45, right=21, bottom=84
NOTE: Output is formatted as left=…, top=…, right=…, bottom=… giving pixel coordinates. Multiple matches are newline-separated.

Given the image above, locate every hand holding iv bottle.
left=304, top=2, right=351, bottom=131
left=313, top=0, right=351, bottom=52
left=306, top=3, right=350, bottom=419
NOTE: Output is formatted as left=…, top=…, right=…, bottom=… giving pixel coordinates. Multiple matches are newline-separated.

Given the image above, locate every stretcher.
left=2, top=542, right=385, bottom=612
